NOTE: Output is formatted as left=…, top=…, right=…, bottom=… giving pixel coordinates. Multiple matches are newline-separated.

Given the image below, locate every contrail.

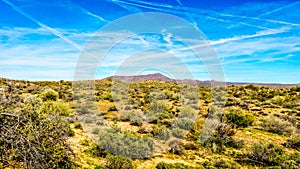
left=258, top=1, right=300, bottom=17
left=175, top=0, right=182, bottom=6
left=117, top=0, right=300, bottom=27
left=113, top=0, right=278, bottom=30
left=67, top=1, right=110, bottom=23
left=1, top=0, right=84, bottom=52
left=82, top=9, right=110, bottom=22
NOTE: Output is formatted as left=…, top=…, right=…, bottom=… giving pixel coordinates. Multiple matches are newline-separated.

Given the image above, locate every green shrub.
left=121, top=111, right=144, bottom=126
left=74, top=122, right=83, bottom=129
left=85, top=144, right=108, bottom=158
left=40, top=89, right=59, bottom=101
left=92, top=128, right=100, bottom=134
left=285, top=134, right=300, bottom=150
left=259, top=116, right=295, bottom=135
left=39, top=101, right=72, bottom=116
left=214, top=159, right=241, bottom=169
left=246, top=143, right=285, bottom=166
left=175, top=118, right=194, bottom=130
left=98, top=128, right=153, bottom=159
left=156, top=162, right=196, bottom=169
left=224, top=108, right=255, bottom=128
left=202, top=123, right=239, bottom=153
left=179, top=106, right=197, bottom=119
left=0, top=96, right=74, bottom=168
left=169, top=140, right=185, bottom=155
left=106, top=154, right=134, bottom=169
left=271, top=96, right=285, bottom=105
left=108, top=105, right=118, bottom=112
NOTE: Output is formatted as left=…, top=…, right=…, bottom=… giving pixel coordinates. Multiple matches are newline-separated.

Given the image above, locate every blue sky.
left=0, top=0, right=299, bottom=83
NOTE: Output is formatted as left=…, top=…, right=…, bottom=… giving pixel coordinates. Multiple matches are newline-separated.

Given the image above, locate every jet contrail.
left=258, top=1, right=300, bottom=17
left=1, top=0, right=84, bottom=52
left=112, top=0, right=282, bottom=30
left=116, top=0, right=300, bottom=27
left=67, top=1, right=110, bottom=23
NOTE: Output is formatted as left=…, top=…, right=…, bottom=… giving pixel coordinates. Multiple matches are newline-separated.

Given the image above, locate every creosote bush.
left=40, top=89, right=59, bottom=101
left=202, top=123, right=242, bottom=153
left=156, top=162, right=196, bottom=169
left=285, top=134, right=300, bottom=150
left=224, top=107, right=255, bottom=128
left=244, top=142, right=300, bottom=168
left=259, top=116, right=295, bottom=135
left=105, top=154, right=134, bottom=169
left=98, top=128, right=154, bottom=159
left=0, top=96, right=74, bottom=168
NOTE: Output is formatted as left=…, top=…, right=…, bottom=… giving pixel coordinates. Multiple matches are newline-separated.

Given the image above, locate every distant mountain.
left=105, top=73, right=298, bottom=88
left=106, top=73, right=173, bottom=82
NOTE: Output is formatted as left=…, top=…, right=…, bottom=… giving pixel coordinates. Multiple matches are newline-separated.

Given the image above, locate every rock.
left=97, top=112, right=106, bottom=116
left=96, top=119, right=106, bottom=125
left=250, top=107, right=262, bottom=111
left=65, top=117, right=76, bottom=123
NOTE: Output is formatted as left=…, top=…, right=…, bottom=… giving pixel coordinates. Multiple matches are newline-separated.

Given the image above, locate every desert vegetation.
left=0, top=77, right=300, bottom=168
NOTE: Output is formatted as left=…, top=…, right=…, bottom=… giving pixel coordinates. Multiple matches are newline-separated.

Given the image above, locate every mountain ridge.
left=105, top=73, right=298, bottom=88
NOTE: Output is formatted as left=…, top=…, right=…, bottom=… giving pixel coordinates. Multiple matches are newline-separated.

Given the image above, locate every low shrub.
left=169, top=140, right=185, bottom=155
left=202, top=123, right=239, bottom=153
left=285, top=134, right=300, bottom=150
left=214, top=159, right=241, bottom=169
left=40, top=89, right=59, bottom=101
left=74, top=122, right=83, bottom=129
left=156, top=162, right=196, bottom=169
left=0, top=96, right=74, bottom=168
left=246, top=142, right=285, bottom=166
left=108, top=105, right=118, bottom=112
left=244, top=142, right=300, bottom=168
left=105, top=154, right=134, bottom=169
left=98, top=128, right=154, bottom=159
left=259, top=116, right=295, bottom=135
left=224, top=108, right=255, bottom=128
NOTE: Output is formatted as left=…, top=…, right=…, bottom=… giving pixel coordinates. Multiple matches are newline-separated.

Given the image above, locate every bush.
left=179, top=106, right=197, bottom=119
left=169, top=140, right=185, bottom=155
left=202, top=123, right=239, bottom=153
left=214, top=159, right=241, bottom=169
left=40, top=89, right=59, bottom=101
left=224, top=108, right=255, bottom=128
left=74, top=122, right=83, bottom=129
left=106, top=154, right=134, bottom=169
left=246, top=143, right=285, bottom=166
left=120, top=111, right=144, bottom=126
left=175, top=118, right=194, bottom=130
left=259, top=116, right=295, bottom=135
left=98, top=128, right=154, bottom=159
left=0, top=96, right=74, bottom=168
left=108, top=105, right=118, bottom=112
left=39, top=100, right=72, bottom=116
left=156, top=162, right=196, bottom=169
left=285, top=134, right=300, bottom=150
left=85, top=144, right=108, bottom=158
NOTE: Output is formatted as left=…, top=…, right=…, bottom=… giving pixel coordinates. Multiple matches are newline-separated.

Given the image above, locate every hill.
left=105, top=73, right=298, bottom=88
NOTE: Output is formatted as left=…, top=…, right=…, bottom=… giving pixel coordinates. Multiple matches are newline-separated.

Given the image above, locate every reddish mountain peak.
left=107, top=73, right=173, bottom=82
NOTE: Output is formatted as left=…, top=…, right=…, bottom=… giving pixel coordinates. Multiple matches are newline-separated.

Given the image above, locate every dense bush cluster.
left=224, top=107, right=255, bottom=128
left=105, top=154, right=134, bottom=169
left=156, top=162, right=196, bottom=169
left=0, top=95, right=74, bottom=168
left=243, top=142, right=300, bottom=168
left=259, top=116, right=295, bottom=135
left=285, top=134, right=300, bottom=150
left=98, top=128, right=154, bottom=159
